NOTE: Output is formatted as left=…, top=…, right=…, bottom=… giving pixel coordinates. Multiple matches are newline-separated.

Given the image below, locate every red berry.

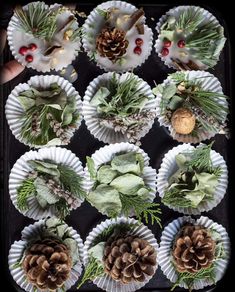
left=163, top=39, right=172, bottom=47
left=135, top=38, right=143, bottom=46
left=19, top=46, right=28, bottom=56
left=178, top=40, right=185, bottom=48
left=134, top=46, right=142, bottom=55
left=25, top=55, right=33, bottom=63
left=28, top=43, right=37, bottom=51
left=161, top=47, right=169, bottom=56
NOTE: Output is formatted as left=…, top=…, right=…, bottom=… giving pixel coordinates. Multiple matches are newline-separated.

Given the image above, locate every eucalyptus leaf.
left=36, top=192, right=48, bottom=208
left=86, top=157, right=96, bottom=180
left=87, top=184, right=122, bottom=216
left=162, top=84, right=177, bottom=100
left=19, top=89, right=37, bottom=98
left=110, top=173, right=144, bottom=195
left=34, top=177, right=60, bottom=204
left=152, top=84, right=163, bottom=95
left=28, top=160, right=60, bottom=176
left=168, top=95, right=184, bottom=110
left=111, top=152, right=141, bottom=175
left=56, top=224, right=67, bottom=238
left=18, top=96, right=35, bottom=111
left=88, top=242, right=105, bottom=263
left=97, top=165, right=118, bottom=184
left=136, top=187, right=150, bottom=200
left=61, top=99, right=76, bottom=126
left=46, top=138, right=62, bottom=146
left=90, top=87, right=110, bottom=106
left=64, top=238, right=79, bottom=264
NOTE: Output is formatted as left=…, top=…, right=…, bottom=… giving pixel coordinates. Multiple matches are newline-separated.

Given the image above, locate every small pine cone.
left=96, top=27, right=129, bottom=63
left=103, top=235, right=157, bottom=284
left=172, top=224, right=216, bottom=273
left=22, top=238, right=72, bottom=290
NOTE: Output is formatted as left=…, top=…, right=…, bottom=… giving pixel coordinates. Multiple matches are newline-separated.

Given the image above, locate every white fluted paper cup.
left=83, top=216, right=159, bottom=292
left=84, top=142, right=157, bottom=215
left=155, top=6, right=226, bottom=70
left=156, top=144, right=228, bottom=215
left=7, top=2, right=81, bottom=72
left=155, top=71, right=228, bottom=143
left=9, top=147, right=86, bottom=220
left=158, top=216, right=230, bottom=290
left=82, top=1, right=153, bottom=72
left=8, top=219, right=84, bottom=292
left=5, top=75, right=83, bottom=148
left=82, top=72, right=157, bottom=144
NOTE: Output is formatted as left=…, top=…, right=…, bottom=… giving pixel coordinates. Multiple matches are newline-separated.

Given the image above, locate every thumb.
left=0, top=60, right=25, bottom=84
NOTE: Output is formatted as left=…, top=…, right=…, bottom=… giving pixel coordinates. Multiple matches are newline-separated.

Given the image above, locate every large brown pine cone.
left=172, top=224, right=216, bottom=273
left=22, top=238, right=72, bottom=291
left=103, top=235, right=157, bottom=284
left=96, top=27, right=129, bottom=63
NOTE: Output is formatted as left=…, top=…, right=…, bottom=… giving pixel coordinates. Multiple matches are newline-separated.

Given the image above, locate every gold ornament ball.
left=171, top=107, right=196, bottom=135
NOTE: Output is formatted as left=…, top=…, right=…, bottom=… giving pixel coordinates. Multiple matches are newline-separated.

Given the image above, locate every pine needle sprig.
left=77, top=256, right=105, bottom=289
left=120, top=194, right=162, bottom=227
left=17, top=178, right=36, bottom=211
left=57, top=165, right=86, bottom=199
left=175, top=7, right=204, bottom=33
left=14, top=3, right=58, bottom=41
left=171, top=265, right=215, bottom=292
left=185, top=143, right=214, bottom=173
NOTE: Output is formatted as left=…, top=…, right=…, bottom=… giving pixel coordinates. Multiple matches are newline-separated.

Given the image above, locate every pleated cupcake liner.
left=154, top=5, right=225, bottom=70
left=158, top=216, right=230, bottom=290
left=82, top=72, right=157, bottom=144
left=82, top=1, right=153, bottom=72
left=8, top=219, right=84, bottom=292
left=83, top=216, right=159, bottom=292
left=9, top=147, right=86, bottom=220
left=7, top=1, right=81, bottom=72
left=83, top=142, right=157, bottom=216
left=155, top=70, right=228, bottom=143
left=5, top=74, right=83, bottom=148
left=156, top=143, right=228, bottom=215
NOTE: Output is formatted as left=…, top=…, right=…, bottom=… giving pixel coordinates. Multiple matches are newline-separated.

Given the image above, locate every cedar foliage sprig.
left=17, top=178, right=36, bottom=211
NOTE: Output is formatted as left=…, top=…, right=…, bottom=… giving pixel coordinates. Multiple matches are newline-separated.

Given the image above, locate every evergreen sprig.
left=171, top=265, right=215, bottom=292
left=17, top=178, right=36, bottom=211
left=77, top=256, right=105, bottom=289
left=58, top=164, right=86, bottom=199
left=120, top=194, right=162, bottom=227
left=15, top=3, right=59, bottom=41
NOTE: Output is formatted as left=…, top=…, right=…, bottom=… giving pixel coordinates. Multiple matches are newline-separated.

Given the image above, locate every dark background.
left=1, top=1, right=234, bottom=292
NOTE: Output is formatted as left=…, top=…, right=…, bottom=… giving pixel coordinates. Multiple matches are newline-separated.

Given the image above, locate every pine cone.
left=103, top=235, right=157, bottom=284
left=172, top=224, right=216, bottom=273
left=22, top=238, right=72, bottom=290
left=96, top=27, right=129, bottom=63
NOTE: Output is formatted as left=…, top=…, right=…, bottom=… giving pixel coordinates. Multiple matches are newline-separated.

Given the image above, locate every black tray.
left=0, top=1, right=233, bottom=292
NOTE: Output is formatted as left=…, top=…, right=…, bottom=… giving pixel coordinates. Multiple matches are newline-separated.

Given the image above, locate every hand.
left=0, top=28, right=25, bottom=85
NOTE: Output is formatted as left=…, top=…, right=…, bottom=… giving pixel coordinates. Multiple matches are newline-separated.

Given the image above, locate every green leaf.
left=90, top=87, right=110, bottom=106
left=86, top=156, right=97, bottom=180
left=18, top=95, right=35, bottom=111
left=28, top=160, right=60, bottom=176
left=88, top=242, right=105, bottom=262
left=64, top=238, right=79, bottom=264
left=34, top=177, right=60, bottom=204
left=110, top=173, right=144, bottom=195
left=61, top=98, right=77, bottom=126
left=168, top=95, right=184, bottom=110
left=152, top=84, right=164, bottom=95
left=36, top=192, right=48, bottom=208
left=97, top=165, right=118, bottom=184
left=162, top=84, right=177, bottom=100
left=111, top=152, right=141, bottom=175
left=87, top=184, right=122, bottom=217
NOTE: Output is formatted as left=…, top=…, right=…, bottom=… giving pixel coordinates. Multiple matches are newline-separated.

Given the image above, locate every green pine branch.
left=17, top=178, right=36, bottom=211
